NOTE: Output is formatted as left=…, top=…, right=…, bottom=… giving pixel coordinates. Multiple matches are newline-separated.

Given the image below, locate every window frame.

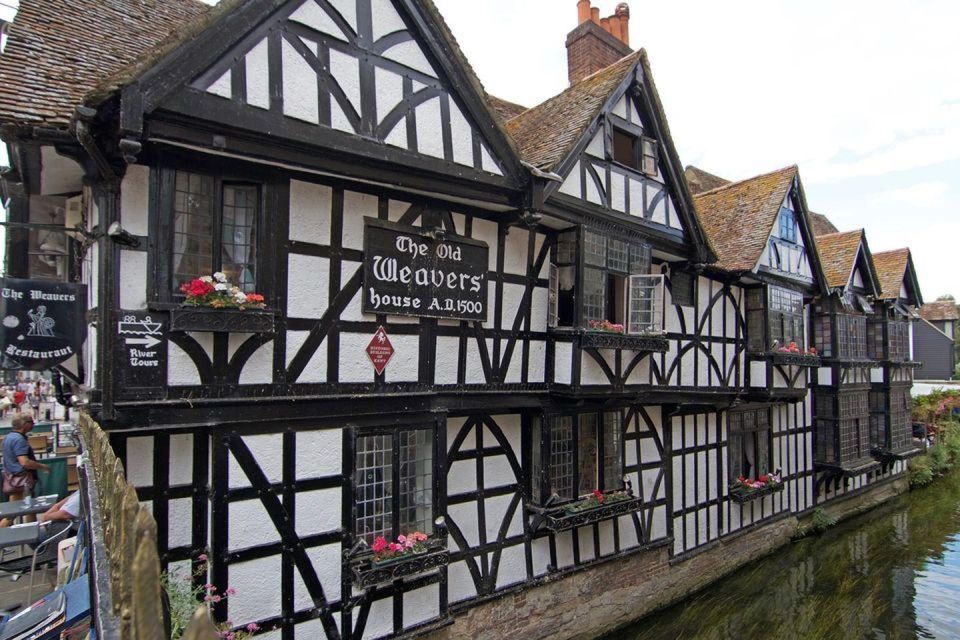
left=727, top=407, right=773, bottom=484
left=150, top=164, right=274, bottom=307
left=348, top=419, right=445, bottom=546
left=670, top=268, right=696, bottom=308
left=778, top=207, right=798, bottom=244
left=605, top=118, right=659, bottom=178
left=746, top=284, right=805, bottom=354
left=531, top=409, right=625, bottom=505
left=549, top=227, right=660, bottom=335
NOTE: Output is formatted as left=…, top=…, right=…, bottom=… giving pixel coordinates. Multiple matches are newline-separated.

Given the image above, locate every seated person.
left=40, top=492, right=80, bottom=523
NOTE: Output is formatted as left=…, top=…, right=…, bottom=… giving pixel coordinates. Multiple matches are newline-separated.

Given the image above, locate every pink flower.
left=225, top=587, right=236, bottom=596
left=246, top=623, right=260, bottom=632
left=205, top=584, right=217, bottom=592
left=389, top=542, right=403, bottom=552
left=372, top=536, right=388, bottom=553
left=397, top=535, right=407, bottom=544
left=197, top=554, right=208, bottom=562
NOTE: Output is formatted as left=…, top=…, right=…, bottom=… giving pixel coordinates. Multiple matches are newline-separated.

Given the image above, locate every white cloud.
left=871, top=181, right=949, bottom=207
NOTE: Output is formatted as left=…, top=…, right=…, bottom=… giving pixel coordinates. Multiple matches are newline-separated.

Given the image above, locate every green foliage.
left=795, top=507, right=838, bottom=538
left=162, top=571, right=202, bottom=640
left=908, top=457, right=935, bottom=488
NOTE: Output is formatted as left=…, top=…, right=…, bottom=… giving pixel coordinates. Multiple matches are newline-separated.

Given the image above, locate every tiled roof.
left=692, top=166, right=797, bottom=273
left=506, top=51, right=643, bottom=170
left=872, top=248, right=911, bottom=300
left=815, top=230, right=865, bottom=289
left=809, top=212, right=838, bottom=236
left=0, top=0, right=209, bottom=127
left=486, top=95, right=527, bottom=123
left=920, top=301, right=960, bottom=322
left=684, top=166, right=730, bottom=195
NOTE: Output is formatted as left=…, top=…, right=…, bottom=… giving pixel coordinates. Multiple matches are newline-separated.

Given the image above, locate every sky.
left=2, top=0, right=958, bottom=300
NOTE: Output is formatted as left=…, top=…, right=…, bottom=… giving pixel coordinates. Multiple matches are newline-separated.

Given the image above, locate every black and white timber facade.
left=0, top=0, right=926, bottom=638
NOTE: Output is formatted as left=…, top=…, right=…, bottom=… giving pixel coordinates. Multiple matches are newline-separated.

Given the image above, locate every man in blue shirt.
left=1, top=413, right=51, bottom=527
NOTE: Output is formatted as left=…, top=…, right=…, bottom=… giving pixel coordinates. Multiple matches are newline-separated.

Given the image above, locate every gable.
left=151, top=0, right=514, bottom=182
left=555, top=82, right=686, bottom=235
left=758, top=186, right=813, bottom=281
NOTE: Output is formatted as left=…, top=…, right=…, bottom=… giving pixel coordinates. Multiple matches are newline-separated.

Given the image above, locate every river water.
left=608, top=471, right=960, bottom=640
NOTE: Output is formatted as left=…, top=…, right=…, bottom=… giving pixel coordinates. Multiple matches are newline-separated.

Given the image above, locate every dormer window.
left=610, top=127, right=658, bottom=177
left=778, top=207, right=797, bottom=244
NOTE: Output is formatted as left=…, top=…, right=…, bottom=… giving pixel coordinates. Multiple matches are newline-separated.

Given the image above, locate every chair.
left=27, top=523, right=74, bottom=602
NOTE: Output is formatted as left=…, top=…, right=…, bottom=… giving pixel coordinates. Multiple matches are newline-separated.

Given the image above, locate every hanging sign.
left=117, top=311, right=167, bottom=390
left=362, top=218, right=489, bottom=322
left=366, top=326, right=394, bottom=375
left=0, top=278, right=87, bottom=370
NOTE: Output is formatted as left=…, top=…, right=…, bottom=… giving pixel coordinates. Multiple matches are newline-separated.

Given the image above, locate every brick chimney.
left=566, top=1, right=632, bottom=85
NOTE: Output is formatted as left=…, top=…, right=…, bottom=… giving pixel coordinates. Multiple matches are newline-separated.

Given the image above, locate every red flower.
left=372, top=536, right=388, bottom=553
left=592, top=489, right=605, bottom=503
left=246, top=293, right=265, bottom=304
left=182, top=278, right=214, bottom=298
left=758, top=475, right=768, bottom=483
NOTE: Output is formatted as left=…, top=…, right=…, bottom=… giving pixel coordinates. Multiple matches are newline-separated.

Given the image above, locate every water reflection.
left=608, top=471, right=960, bottom=640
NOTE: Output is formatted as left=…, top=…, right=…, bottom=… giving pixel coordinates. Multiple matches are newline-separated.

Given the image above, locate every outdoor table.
left=0, top=524, right=40, bottom=552
left=0, top=496, right=58, bottom=522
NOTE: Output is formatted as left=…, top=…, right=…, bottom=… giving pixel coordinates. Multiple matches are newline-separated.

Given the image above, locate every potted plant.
left=370, top=531, right=431, bottom=566
left=728, top=472, right=784, bottom=503
left=562, top=489, right=633, bottom=514
left=587, top=319, right=625, bottom=334
left=170, top=273, right=275, bottom=333
left=349, top=530, right=449, bottom=589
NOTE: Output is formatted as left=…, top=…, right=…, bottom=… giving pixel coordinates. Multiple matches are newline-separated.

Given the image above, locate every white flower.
left=213, top=272, right=227, bottom=283
left=214, top=283, right=229, bottom=292
left=233, top=292, right=248, bottom=303
left=199, top=276, right=213, bottom=284
left=230, top=286, right=240, bottom=294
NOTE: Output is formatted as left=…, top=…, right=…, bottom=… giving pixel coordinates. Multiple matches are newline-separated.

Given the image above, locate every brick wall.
left=427, top=517, right=797, bottom=640
left=566, top=21, right=632, bottom=85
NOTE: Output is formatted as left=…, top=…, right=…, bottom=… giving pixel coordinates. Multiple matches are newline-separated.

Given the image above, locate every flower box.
left=580, top=331, right=669, bottom=353
left=349, top=538, right=449, bottom=589
left=766, top=352, right=822, bottom=367
left=728, top=482, right=784, bottom=504
left=529, top=493, right=644, bottom=533
left=168, top=307, right=276, bottom=334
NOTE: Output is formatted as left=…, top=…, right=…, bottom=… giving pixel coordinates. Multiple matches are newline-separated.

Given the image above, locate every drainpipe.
left=74, top=106, right=120, bottom=424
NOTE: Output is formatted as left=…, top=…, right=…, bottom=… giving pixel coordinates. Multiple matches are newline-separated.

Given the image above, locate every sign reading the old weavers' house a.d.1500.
left=363, top=218, right=489, bottom=321
left=0, top=278, right=87, bottom=370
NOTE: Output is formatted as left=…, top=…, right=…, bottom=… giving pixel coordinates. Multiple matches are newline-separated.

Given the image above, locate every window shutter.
left=627, top=274, right=664, bottom=335
left=548, top=264, right=559, bottom=328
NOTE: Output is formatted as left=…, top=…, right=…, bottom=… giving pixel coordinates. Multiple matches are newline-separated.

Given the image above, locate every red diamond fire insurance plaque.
left=366, top=326, right=394, bottom=375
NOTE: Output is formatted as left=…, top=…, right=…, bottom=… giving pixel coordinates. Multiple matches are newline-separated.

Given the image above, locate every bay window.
left=531, top=410, right=624, bottom=504
left=814, top=391, right=871, bottom=465
left=550, top=228, right=663, bottom=335
left=746, top=285, right=805, bottom=353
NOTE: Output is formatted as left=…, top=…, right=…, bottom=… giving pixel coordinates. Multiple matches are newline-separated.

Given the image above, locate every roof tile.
left=872, top=248, right=911, bottom=301
left=919, top=301, right=959, bottom=322
left=692, top=166, right=797, bottom=273
left=815, top=229, right=865, bottom=289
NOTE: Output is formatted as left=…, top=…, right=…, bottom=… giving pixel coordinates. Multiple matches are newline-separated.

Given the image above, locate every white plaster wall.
left=342, top=190, right=378, bottom=250
left=383, top=40, right=437, bottom=78
left=415, top=96, right=444, bottom=159
left=245, top=38, right=271, bottom=110
left=286, top=330, right=327, bottom=383
left=559, top=161, right=581, bottom=198
left=290, top=0, right=348, bottom=41
left=287, top=255, right=329, bottom=318
left=290, top=180, right=333, bottom=246
left=119, top=250, right=147, bottom=310
left=120, top=164, right=150, bottom=235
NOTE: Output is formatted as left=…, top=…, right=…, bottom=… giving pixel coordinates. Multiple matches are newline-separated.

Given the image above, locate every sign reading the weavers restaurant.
left=0, top=278, right=87, bottom=370
left=363, top=218, right=489, bottom=322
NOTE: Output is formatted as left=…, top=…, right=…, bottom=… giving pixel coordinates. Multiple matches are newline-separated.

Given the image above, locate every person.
left=12, top=388, right=25, bottom=411
left=1, top=413, right=51, bottom=527
left=40, top=492, right=80, bottom=523
left=28, top=388, right=41, bottom=421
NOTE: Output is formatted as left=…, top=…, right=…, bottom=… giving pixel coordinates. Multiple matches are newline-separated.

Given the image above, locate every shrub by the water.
left=908, top=457, right=935, bottom=488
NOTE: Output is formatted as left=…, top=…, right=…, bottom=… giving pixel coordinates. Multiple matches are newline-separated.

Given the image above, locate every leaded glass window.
left=354, top=427, right=434, bottom=544
left=584, top=231, right=607, bottom=267
left=768, top=286, right=804, bottom=348
left=728, top=408, right=772, bottom=484
left=779, top=207, right=797, bottom=243
left=539, top=410, right=624, bottom=503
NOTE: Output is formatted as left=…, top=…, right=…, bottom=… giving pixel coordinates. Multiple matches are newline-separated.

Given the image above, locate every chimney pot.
left=577, top=0, right=591, bottom=24
left=590, top=7, right=600, bottom=23
left=616, top=3, right=630, bottom=46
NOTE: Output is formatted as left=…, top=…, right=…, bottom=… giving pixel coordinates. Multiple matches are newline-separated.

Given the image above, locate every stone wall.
left=427, top=517, right=797, bottom=640
left=426, top=476, right=908, bottom=640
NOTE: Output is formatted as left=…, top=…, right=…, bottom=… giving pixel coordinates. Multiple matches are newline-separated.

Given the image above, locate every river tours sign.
left=0, top=278, right=87, bottom=370
left=363, top=218, right=489, bottom=322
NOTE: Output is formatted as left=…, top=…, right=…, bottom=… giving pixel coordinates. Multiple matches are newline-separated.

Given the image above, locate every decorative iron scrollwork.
left=347, top=538, right=449, bottom=589
left=728, top=482, right=784, bottom=504
left=580, top=332, right=669, bottom=352
left=168, top=308, right=276, bottom=334
left=765, top=353, right=822, bottom=367
left=526, top=495, right=644, bottom=533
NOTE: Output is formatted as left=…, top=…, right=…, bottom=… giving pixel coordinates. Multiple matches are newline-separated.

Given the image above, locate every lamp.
left=107, top=221, right=141, bottom=248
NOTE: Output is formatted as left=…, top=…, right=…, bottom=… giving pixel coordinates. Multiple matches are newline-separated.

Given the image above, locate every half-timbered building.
left=0, top=0, right=927, bottom=638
